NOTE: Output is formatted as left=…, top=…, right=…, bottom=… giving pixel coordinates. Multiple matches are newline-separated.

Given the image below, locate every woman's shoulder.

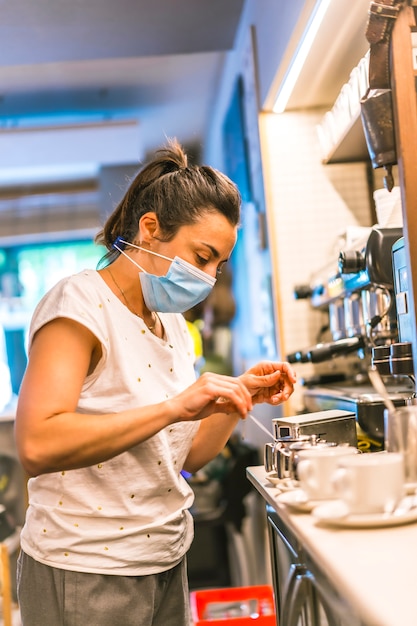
left=40, top=270, right=103, bottom=303
left=30, top=270, right=107, bottom=337
left=53, top=268, right=100, bottom=289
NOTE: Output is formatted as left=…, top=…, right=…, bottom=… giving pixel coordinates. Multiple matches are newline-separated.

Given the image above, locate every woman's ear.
left=138, top=212, right=159, bottom=243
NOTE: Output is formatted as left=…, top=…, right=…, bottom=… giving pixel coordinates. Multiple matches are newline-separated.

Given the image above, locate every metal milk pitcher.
left=264, top=435, right=315, bottom=479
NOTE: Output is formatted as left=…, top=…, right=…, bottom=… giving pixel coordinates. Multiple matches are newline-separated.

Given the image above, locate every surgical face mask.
left=113, top=237, right=216, bottom=313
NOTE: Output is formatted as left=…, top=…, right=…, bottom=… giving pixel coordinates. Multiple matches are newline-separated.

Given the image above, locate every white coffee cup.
left=297, top=446, right=358, bottom=501
left=332, top=452, right=405, bottom=515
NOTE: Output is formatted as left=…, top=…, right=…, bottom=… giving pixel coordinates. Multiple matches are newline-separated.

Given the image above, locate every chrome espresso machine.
left=288, top=226, right=415, bottom=448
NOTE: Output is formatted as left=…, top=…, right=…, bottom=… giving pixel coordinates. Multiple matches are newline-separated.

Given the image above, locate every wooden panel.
left=391, top=5, right=417, bottom=374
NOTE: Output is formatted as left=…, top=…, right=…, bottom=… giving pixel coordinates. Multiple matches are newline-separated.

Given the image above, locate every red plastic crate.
left=190, top=585, right=276, bottom=625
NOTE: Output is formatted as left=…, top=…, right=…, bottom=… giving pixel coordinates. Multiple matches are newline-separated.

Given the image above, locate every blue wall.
left=204, top=0, right=307, bottom=168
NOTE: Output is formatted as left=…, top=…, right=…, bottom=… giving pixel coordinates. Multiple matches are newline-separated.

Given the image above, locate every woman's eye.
left=196, top=255, right=209, bottom=266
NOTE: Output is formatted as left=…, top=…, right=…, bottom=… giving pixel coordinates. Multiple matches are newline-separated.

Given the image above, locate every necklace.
left=106, top=266, right=158, bottom=332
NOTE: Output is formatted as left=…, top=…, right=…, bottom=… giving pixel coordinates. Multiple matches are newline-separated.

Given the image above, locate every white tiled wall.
left=259, top=110, right=373, bottom=413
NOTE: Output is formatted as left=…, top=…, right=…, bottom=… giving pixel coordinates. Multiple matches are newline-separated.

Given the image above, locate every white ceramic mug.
left=297, top=446, right=358, bottom=501
left=332, top=452, right=405, bottom=515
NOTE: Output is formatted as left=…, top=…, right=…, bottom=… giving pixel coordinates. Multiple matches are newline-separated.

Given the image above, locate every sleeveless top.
left=19, top=269, right=200, bottom=575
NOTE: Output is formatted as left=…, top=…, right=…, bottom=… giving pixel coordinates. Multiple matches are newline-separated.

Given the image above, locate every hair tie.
left=112, top=236, right=127, bottom=251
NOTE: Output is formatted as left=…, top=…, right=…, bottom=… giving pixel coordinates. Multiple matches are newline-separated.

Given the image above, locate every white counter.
left=247, top=465, right=417, bottom=626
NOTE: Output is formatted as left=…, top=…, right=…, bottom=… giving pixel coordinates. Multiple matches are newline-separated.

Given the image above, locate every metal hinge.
left=369, top=1, right=403, bottom=19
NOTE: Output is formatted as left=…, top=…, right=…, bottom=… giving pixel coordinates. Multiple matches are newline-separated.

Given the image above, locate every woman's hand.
left=181, top=362, right=296, bottom=473
left=167, top=371, right=253, bottom=422
left=239, top=361, right=296, bottom=406
left=169, top=361, right=296, bottom=424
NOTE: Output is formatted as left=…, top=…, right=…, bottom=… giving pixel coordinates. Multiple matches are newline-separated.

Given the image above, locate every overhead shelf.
left=320, top=26, right=417, bottom=166
left=322, top=113, right=369, bottom=164
left=317, top=49, right=370, bottom=165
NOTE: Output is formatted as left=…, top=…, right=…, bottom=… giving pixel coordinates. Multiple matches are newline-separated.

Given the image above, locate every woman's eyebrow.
left=200, top=242, right=221, bottom=259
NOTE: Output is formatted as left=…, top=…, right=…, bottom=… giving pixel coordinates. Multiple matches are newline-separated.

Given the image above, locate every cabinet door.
left=266, top=506, right=362, bottom=626
left=267, top=505, right=300, bottom=620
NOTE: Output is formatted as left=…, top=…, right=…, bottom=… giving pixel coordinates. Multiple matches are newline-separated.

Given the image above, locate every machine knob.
left=371, top=345, right=391, bottom=376
left=390, top=342, right=414, bottom=376
left=293, top=284, right=314, bottom=299
left=338, top=250, right=366, bottom=275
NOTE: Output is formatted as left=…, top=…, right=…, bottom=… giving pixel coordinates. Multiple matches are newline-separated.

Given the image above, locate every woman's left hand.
left=239, top=361, right=296, bottom=406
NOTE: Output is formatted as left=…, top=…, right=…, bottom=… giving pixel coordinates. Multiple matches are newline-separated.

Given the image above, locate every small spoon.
left=247, top=413, right=274, bottom=438
left=368, top=366, right=397, bottom=414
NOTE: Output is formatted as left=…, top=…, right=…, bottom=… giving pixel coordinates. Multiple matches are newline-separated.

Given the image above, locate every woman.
left=15, top=139, right=296, bottom=626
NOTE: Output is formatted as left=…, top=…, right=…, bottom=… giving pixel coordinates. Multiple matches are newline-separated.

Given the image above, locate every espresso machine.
left=288, top=226, right=415, bottom=447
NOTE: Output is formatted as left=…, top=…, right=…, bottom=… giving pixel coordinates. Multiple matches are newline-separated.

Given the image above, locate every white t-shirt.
left=19, top=269, right=200, bottom=575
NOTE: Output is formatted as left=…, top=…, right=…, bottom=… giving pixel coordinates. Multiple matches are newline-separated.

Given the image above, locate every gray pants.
left=17, top=551, right=191, bottom=626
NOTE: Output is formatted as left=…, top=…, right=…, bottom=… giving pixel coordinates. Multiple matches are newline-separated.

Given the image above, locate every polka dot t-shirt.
left=19, top=269, right=200, bottom=575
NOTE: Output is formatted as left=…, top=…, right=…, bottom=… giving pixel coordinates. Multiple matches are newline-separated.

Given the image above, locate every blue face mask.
left=113, top=238, right=216, bottom=313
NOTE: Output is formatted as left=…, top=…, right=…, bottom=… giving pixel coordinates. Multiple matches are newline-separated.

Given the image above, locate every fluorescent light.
left=0, top=119, right=141, bottom=171
left=273, top=0, right=333, bottom=113
left=0, top=163, right=99, bottom=186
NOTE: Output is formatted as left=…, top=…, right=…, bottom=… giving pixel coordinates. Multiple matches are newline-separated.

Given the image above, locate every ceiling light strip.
left=273, top=0, right=333, bottom=113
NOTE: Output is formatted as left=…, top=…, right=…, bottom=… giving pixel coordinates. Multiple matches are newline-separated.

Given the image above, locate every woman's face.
left=145, top=211, right=238, bottom=279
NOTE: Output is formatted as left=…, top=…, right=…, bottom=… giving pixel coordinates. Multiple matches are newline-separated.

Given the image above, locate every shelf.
left=322, top=113, right=369, bottom=165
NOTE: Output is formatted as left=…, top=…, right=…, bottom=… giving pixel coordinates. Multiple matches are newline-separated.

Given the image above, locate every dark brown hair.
left=95, top=138, right=241, bottom=265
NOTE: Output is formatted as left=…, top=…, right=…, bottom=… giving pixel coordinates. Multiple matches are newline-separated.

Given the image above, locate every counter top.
left=247, top=465, right=417, bottom=626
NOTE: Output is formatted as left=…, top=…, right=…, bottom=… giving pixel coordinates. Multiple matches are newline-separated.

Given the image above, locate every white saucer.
left=276, top=489, right=331, bottom=513
left=265, top=471, right=282, bottom=486
left=265, top=472, right=299, bottom=492
left=313, top=499, right=417, bottom=528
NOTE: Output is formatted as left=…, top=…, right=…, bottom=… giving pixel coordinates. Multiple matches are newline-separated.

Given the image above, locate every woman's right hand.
left=167, top=371, right=253, bottom=423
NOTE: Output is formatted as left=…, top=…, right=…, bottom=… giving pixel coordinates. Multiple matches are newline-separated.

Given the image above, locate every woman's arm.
left=16, top=318, right=173, bottom=475
left=15, top=317, right=255, bottom=476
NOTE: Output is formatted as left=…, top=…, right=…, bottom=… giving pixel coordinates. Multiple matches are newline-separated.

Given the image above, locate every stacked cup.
left=297, top=446, right=358, bottom=502
left=297, top=445, right=405, bottom=515
left=331, top=452, right=404, bottom=515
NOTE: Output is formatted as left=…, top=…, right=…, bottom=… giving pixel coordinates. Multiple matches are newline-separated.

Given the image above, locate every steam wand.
left=368, top=366, right=397, bottom=414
